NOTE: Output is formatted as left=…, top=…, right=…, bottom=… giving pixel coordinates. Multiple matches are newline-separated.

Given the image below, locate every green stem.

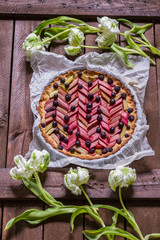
left=119, top=33, right=149, bottom=45
left=34, top=172, right=58, bottom=207
left=81, top=44, right=110, bottom=49
left=119, top=188, right=144, bottom=240
left=42, top=29, right=70, bottom=44
left=80, top=186, right=106, bottom=229
left=80, top=185, right=94, bottom=208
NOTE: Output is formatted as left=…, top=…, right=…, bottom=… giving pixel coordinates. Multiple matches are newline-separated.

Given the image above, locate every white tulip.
left=10, top=155, right=33, bottom=180
left=108, top=166, right=136, bottom=191
left=28, top=149, right=50, bottom=173
left=10, top=149, right=50, bottom=180
left=97, top=16, right=120, bottom=34
left=64, top=45, right=81, bottom=56
left=96, top=31, right=117, bottom=47
left=68, top=28, right=84, bottom=47
left=23, top=33, right=45, bottom=61
left=64, top=167, right=89, bottom=195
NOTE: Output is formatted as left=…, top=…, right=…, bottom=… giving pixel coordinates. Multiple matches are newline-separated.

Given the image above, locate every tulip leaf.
left=33, top=16, right=86, bottom=36
left=22, top=178, right=63, bottom=207
left=146, top=45, right=160, bottom=56
left=83, top=226, right=139, bottom=240
left=70, top=207, right=87, bottom=231
left=118, top=18, right=135, bottom=28
left=144, top=233, right=160, bottom=240
left=130, top=23, right=152, bottom=35
left=92, top=204, right=137, bottom=230
left=110, top=43, right=134, bottom=68
left=44, top=27, right=71, bottom=40
left=5, top=206, right=78, bottom=230
left=124, top=30, right=156, bottom=65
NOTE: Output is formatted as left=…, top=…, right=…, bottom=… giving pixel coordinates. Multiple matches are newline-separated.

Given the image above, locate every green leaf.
left=110, top=212, right=119, bottom=240
left=124, top=30, right=156, bottom=65
left=44, top=27, right=70, bottom=40
left=146, top=45, right=160, bottom=56
left=5, top=205, right=78, bottom=230
left=78, top=25, right=100, bottom=34
left=118, top=18, right=135, bottom=28
left=33, top=16, right=86, bottom=36
left=144, top=233, right=160, bottom=240
left=130, top=23, right=152, bottom=35
left=83, top=226, right=139, bottom=240
left=22, top=178, right=63, bottom=207
left=110, top=43, right=134, bottom=68
left=70, top=207, right=87, bottom=231
left=92, top=204, right=137, bottom=230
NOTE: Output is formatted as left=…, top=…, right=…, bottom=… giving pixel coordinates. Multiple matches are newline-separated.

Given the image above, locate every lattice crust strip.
left=38, top=70, right=137, bottom=160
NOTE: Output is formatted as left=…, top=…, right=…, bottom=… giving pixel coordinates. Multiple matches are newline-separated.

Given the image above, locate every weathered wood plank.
left=2, top=201, right=43, bottom=240
left=126, top=201, right=160, bottom=238
left=6, top=20, right=40, bottom=168
left=0, top=1, right=160, bottom=18
left=0, top=20, right=13, bottom=168
left=1, top=168, right=160, bottom=200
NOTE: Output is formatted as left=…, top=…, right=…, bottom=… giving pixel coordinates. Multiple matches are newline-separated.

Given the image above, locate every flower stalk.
left=119, top=187, right=144, bottom=240
left=34, top=172, right=59, bottom=207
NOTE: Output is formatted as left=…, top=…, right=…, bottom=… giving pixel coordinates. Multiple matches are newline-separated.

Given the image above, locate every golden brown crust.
left=37, top=70, right=137, bottom=160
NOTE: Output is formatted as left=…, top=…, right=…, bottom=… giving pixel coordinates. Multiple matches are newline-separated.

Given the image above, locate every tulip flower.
left=108, top=166, right=136, bottom=192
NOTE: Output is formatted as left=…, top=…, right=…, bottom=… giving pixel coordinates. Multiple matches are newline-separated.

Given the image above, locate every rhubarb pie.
left=38, top=70, right=137, bottom=159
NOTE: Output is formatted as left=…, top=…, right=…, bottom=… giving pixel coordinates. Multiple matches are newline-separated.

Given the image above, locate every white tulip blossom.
left=64, top=45, right=81, bottom=56
left=28, top=149, right=50, bottom=173
left=96, top=31, right=117, bottom=47
left=23, top=33, right=46, bottom=61
left=64, top=167, right=89, bottom=195
left=108, top=166, right=136, bottom=191
left=10, top=155, right=34, bottom=180
left=10, top=149, right=50, bottom=180
left=97, top=16, right=120, bottom=34
left=96, top=16, right=120, bottom=47
left=68, top=28, right=84, bottom=47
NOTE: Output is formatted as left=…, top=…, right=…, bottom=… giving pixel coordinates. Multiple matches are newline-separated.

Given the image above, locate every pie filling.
left=38, top=70, right=137, bottom=159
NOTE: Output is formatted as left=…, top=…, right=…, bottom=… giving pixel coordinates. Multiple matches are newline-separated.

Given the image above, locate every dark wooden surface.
left=0, top=1, right=160, bottom=239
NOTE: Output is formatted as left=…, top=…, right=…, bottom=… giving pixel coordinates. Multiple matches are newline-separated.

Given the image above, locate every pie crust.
left=37, top=70, right=137, bottom=160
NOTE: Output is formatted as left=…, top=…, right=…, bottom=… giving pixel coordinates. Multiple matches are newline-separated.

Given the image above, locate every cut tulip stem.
left=119, top=187, right=144, bottom=240
left=34, top=172, right=58, bottom=207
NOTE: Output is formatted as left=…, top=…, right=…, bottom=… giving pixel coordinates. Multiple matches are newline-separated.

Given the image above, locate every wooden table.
left=0, top=1, right=160, bottom=239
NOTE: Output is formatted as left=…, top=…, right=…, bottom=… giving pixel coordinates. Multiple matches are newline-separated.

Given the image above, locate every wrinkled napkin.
left=25, top=50, right=155, bottom=169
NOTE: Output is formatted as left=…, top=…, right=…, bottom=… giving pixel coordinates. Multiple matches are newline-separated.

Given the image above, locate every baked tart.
left=38, top=70, right=137, bottom=160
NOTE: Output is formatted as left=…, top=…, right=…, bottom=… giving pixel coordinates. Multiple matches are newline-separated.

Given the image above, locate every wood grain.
left=6, top=20, right=40, bottom=168
left=0, top=0, right=160, bottom=18
left=1, top=168, right=160, bottom=200
left=0, top=20, right=13, bottom=168
left=126, top=200, right=160, bottom=238
left=2, top=201, right=43, bottom=240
